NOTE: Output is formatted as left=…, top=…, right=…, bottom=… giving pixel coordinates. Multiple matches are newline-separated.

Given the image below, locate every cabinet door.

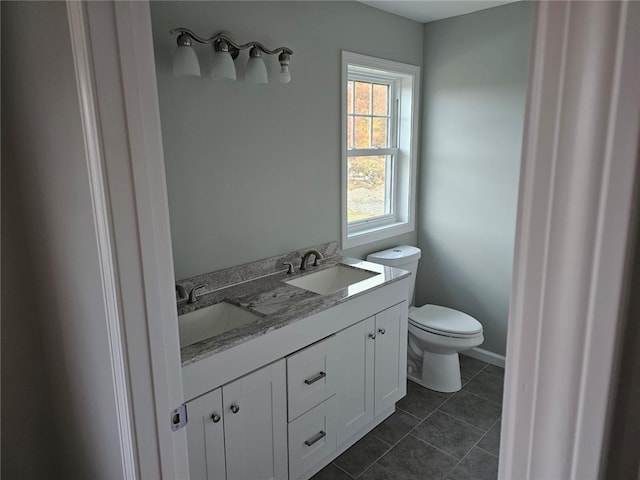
left=223, top=359, right=288, bottom=480
left=185, top=388, right=227, bottom=480
left=335, top=316, right=375, bottom=445
left=374, top=302, right=407, bottom=417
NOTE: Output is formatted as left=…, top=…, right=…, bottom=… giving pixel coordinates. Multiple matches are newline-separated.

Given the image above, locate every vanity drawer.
left=287, top=335, right=337, bottom=421
left=288, top=396, right=337, bottom=480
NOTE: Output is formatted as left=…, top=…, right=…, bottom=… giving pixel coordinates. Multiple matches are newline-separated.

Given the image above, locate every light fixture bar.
left=169, top=28, right=293, bottom=57
left=170, top=28, right=293, bottom=83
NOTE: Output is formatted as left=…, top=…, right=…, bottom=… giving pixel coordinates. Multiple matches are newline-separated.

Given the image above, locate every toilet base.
left=411, top=350, right=462, bottom=393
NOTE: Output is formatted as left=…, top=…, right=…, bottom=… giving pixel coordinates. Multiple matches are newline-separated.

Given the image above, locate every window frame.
left=347, top=74, right=399, bottom=229
left=341, top=51, right=420, bottom=249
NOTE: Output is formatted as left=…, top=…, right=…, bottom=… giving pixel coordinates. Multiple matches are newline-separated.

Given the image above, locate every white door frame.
left=66, top=3, right=137, bottom=478
left=501, top=1, right=640, bottom=479
left=69, top=1, right=640, bottom=478
left=67, top=1, right=188, bottom=478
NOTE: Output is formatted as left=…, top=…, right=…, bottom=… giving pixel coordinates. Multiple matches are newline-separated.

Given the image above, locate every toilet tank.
left=366, top=246, right=421, bottom=305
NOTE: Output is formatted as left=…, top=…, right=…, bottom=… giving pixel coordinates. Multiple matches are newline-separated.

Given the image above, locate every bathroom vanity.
left=177, top=245, right=410, bottom=480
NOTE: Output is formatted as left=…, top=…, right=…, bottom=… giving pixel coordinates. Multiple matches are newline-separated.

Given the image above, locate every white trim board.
left=75, top=2, right=189, bottom=478
left=340, top=51, right=420, bottom=249
left=66, top=2, right=136, bottom=478
left=500, top=2, right=640, bottom=479
left=462, top=348, right=506, bottom=368
left=111, top=2, right=190, bottom=476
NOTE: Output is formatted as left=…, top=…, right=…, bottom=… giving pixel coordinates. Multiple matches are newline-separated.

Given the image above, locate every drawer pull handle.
left=304, top=430, right=326, bottom=447
left=304, top=371, right=326, bottom=385
left=378, top=328, right=386, bottom=335
left=369, top=333, right=376, bottom=340
left=211, top=413, right=221, bottom=423
left=230, top=403, right=240, bottom=414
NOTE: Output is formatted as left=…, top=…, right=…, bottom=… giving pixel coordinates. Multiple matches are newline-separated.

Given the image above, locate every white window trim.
left=341, top=51, right=420, bottom=249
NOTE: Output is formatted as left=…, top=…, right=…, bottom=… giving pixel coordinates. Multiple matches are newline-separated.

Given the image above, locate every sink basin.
left=284, top=264, right=379, bottom=295
left=178, top=302, right=262, bottom=348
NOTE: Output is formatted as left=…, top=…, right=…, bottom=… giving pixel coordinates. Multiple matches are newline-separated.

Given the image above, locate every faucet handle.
left=283, top=262, right=295, bottom=274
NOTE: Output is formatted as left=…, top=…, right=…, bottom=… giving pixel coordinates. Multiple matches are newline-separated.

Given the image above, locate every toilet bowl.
left=407, top=305, right=483, bottom=392
left=367, top=246, right=484, bottom=393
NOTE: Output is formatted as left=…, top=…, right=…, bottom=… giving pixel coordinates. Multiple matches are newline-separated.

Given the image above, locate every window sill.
left=343, top=221, right=414, bottom=249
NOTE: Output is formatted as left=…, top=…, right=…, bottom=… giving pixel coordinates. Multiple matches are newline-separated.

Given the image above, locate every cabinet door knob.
left=368, top=333, right=376, bottom=340
left=211, top=412, right=221, bottom=423
left=230, top=403, right=240, bottom=414
left=378, top=328, right=386, bottom=335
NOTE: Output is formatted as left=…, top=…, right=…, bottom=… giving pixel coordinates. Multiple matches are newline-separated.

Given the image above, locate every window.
left=342, top=52, right=419, bottom=248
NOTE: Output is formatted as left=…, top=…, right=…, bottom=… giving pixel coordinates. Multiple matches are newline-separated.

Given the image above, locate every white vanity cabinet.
left=335, top=302, right=407, bottom=445
left=185, top=360, right=288, bottom=480
left=288, top=301, right=407, bottom=479
left=181, top=273, right=410, bottom=480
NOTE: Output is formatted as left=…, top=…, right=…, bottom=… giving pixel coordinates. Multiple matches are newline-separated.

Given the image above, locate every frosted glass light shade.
left=245, top=56, right=268, bottom=84
left=211, top=50, right=236, bottom=80
left=173, top=46, right=201, bottom=77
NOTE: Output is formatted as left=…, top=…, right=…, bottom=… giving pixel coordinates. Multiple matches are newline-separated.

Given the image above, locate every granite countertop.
left=178, top=256, right=410, bottom=366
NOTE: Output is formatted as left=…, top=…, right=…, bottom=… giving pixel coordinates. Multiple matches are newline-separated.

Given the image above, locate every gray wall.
left=150, top=1, right=423, bottom=279
left=1, top=34, right=59, bottom=475
left=1, top=2, right=124, bottom=478
left=417, top=2, right=532, bottom=356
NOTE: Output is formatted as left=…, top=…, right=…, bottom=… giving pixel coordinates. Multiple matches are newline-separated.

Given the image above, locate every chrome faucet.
left=188, top=284, right=206, bottom=304
left=176, top=284, right=187, bottom=302
left=300, top=250, right=323, bottom=271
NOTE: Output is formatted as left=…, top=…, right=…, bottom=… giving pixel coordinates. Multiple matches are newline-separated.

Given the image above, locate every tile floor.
left=312, top=355, right=503, bottom=480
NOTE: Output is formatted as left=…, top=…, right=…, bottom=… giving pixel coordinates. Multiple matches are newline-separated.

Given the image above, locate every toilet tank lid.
left=366, top=245, right=421, bottom=266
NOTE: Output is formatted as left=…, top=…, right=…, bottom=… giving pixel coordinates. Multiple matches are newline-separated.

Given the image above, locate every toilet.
left=367, top=246, right=484, bottom=393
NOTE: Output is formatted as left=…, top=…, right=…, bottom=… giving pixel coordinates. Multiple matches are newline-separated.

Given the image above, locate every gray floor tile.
left=371, top=409, right=420, bottom=445
left=378, top=436, right=458, bottom=480
left=483, top=364, right=505, bottom=380
left=316, top=361, right=504, bottom=480
left=397, top=381, right=450, bottom=419
left=463, top=371, right=504, bottom=405
left=439, top=390, right=501, bottom=431
left=334, top=432, right=390, bottom=478
left=359, top=463, right=400, bottom=480
left=459, top=355, right=488, bottom=380
left=447, top=447, right=498, bottom=480
left=477, top=420, right=501, bottom=457
left=411, top=411, right=485, bottom=459
left=311, top=462, right=353, bottom=480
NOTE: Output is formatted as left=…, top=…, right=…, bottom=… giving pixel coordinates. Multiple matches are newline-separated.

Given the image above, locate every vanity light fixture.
left=170, top=28, right=293, bottom=84
left=173, top=33, right=201, bottom=77
left=245, top=47, right=268, bottom=84
left=210, top=38, right=236, bottom=81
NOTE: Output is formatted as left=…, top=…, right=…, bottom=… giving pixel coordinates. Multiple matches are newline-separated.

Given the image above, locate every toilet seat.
left=409, top=305, right=482, bottom=338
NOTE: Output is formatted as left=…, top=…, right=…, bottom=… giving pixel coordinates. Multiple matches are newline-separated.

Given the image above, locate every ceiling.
left=359, top=1, right=519, bottom=23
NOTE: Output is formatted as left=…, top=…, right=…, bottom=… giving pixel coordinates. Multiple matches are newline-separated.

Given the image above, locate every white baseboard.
left=462, top=347, right=506, bottom=368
